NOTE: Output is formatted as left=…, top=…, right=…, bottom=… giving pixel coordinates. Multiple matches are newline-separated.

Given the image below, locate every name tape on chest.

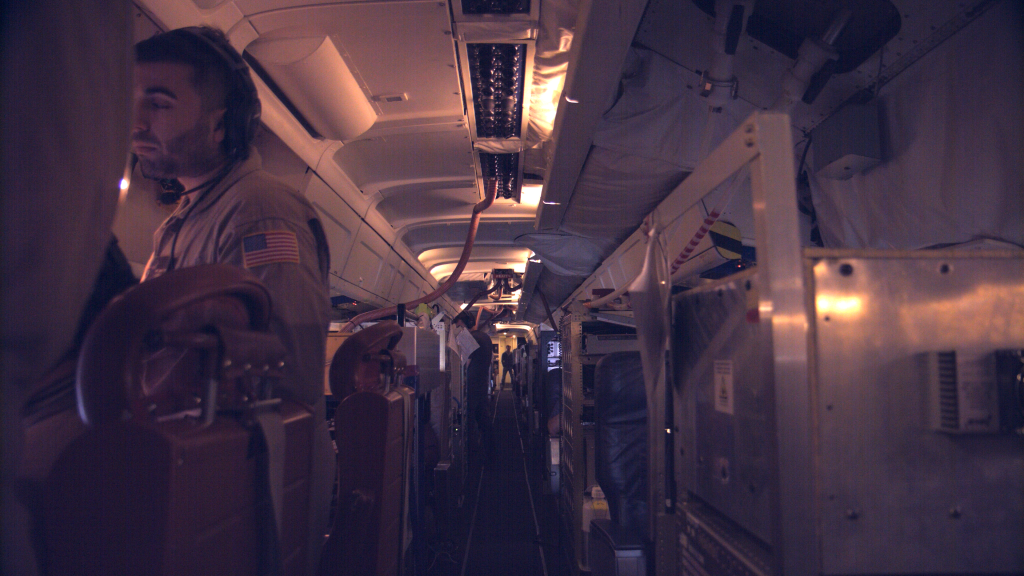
left=242, top=230, right=301, bottom=268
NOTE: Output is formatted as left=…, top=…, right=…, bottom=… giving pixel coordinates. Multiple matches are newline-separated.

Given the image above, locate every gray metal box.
left=672, top=250, right=1024, bottom=575
left=812, top=103, right=881, bottom=180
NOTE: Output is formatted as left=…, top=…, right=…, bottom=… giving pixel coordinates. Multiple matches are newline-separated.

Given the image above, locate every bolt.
left=846, top=509, right=860, bottom=520
left=949, top=507, right=962, bottom=519
left=745, top=138, right=755, bottom=147
left=223, top=358, right=232, bottom=368
left=745, top=124, right=754, bottom=133
left=243, top=363, right=252, bottom=371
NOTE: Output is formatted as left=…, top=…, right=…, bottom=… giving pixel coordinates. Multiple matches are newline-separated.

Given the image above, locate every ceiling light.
left=460, top=303, right=468, bottom=310
left=542, top=200, right=560, bottom=205
left=520, top=183, right=542, bottom=207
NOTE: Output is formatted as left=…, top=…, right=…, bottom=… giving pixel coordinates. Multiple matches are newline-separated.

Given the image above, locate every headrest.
left=329, top=322, right=404, bottom=399
left=76, top=264, right=272, bottom=425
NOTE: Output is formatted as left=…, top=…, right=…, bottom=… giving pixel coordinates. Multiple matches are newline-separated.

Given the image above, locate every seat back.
left=593, top=351, right=648, bottom=533
left=321, top=323, right=411, bottom=576
left=45, top=265, right=313, bottom=576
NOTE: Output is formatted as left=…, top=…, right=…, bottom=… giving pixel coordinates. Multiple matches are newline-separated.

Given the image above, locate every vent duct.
left=461, top=0, right=530, bottom=16
left=479, top=152, right=519, bottom=199
left=467, top=43, right=526, bottom=139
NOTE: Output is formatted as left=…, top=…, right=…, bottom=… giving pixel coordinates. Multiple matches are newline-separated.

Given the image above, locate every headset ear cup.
left=175, top=27, right=261, bottom=162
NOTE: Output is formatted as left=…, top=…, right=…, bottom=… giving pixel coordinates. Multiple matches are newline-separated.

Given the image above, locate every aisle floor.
left=427, top=388, right=570, bottom=576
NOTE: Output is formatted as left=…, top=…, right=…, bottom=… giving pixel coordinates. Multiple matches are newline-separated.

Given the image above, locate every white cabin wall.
left=809, top=0, right=1024, bottom=250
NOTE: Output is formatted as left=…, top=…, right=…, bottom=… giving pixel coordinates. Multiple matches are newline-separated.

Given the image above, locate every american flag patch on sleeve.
left=242, top=230, right=301, bottom=268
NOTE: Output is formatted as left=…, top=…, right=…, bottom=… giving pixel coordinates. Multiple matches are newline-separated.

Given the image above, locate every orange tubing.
left=340, top=179, right=498, bottom=332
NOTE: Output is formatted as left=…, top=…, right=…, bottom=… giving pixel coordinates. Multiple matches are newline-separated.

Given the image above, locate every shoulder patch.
left=242, top=230, right=300, bottom=268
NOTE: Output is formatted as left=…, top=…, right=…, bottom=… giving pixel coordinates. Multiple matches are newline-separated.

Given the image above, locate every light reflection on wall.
left=816, top=295, right=864, bottom=317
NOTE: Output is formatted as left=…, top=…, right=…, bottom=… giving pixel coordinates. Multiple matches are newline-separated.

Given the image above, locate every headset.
left=176, top=26, right=262, bottom=164
left=141, top=26, right=262, bottom=204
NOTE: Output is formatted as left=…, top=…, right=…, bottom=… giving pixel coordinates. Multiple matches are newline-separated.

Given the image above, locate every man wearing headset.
left=133, top=27, right=332, bottom=575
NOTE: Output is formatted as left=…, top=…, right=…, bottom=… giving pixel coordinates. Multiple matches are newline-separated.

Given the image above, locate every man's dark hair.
left=454, top=312, right=476, bottom=329
left=134, top=26, right=260, bottom=162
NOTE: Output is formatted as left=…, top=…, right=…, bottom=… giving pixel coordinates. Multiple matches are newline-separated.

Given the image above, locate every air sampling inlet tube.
left=340, top=179, right=498, bottom=332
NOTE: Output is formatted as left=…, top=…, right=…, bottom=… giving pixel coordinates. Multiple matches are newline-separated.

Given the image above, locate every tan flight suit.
left=143, top=148, right=333, bottom=576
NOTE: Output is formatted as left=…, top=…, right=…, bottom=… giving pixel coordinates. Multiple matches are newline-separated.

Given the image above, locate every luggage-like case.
left=44, top=265, right=314, bottom=576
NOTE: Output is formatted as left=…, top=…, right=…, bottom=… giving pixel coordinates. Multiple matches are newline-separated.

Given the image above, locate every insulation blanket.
left=809, top=1, right=1024, bottom=250
left=594, top=351, right=648, bottom=533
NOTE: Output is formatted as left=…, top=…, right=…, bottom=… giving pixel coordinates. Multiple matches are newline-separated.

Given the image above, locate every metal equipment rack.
left=558, top=302, right=639, bottom=575
left=640, top=112, right=1024, bottom=576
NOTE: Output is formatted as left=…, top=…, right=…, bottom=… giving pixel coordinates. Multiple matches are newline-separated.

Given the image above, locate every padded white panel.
left=305, top=174, right=360, bottom=278
left=343, top=223, right=392, bottom=298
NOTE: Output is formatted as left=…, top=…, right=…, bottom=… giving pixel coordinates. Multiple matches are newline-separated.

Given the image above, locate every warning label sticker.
left=713, top=360, right=734, bottom=415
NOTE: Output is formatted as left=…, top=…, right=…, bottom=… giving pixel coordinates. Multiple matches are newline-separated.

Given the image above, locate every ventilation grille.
left=936, top=351, right=959, bottom=431
left=467, top=43, right=526, bottom=139
left=461, top=0, right=530, bottom=15
left=479, top=152, right=519, bottom=199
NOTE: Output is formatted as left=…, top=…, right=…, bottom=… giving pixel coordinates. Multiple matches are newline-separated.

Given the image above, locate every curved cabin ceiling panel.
left=246, top=1, right=465, bottom=132
left=402, top=220, right=537, bottom=254
left=386, top=200, right=536, bottom=235
left=376, top=195, right=474, bottom=227
left=331, top=129, right=476, bottom=196
left=421, top=246, right=533, bottom=280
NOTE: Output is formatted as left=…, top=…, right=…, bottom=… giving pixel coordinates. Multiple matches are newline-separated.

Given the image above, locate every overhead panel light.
left=461, top=0, right=530, bottom=16
left=467, top=43, right=526, bottom=140
left=479, top=152, right=519, bottom=199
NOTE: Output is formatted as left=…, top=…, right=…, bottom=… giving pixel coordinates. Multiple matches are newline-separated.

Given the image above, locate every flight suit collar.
left=183, top=147, right=263, bottom=217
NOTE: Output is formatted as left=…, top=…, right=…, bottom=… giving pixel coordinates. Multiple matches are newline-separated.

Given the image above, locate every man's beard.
left=135, top=120, right=225, bottom=182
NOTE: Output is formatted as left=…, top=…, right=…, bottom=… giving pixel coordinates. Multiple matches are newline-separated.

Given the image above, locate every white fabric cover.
left=514, top=232, right=608, bottom=276
left=809, top=1, right=1024, bottom=249
left=523, top=0, right=580, bottom=177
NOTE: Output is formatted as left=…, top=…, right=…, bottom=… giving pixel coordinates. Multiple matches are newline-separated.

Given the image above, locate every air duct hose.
left=340, top=179, right=498, bottom=332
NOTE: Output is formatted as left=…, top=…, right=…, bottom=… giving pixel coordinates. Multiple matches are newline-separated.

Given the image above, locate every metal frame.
left=546, top=112, right=811, bottom=574
left=629, top=112, right=811, bottom=574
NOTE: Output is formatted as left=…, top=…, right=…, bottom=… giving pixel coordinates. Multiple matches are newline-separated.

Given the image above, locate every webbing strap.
left=254, top=409, right=286, bottom=576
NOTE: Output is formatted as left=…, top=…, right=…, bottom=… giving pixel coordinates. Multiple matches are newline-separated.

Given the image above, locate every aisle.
left=430, top=389, right=567, bottom=576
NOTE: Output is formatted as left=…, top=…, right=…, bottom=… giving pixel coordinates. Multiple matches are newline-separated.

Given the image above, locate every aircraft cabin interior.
left=2, top=0, right=1022, bottom=575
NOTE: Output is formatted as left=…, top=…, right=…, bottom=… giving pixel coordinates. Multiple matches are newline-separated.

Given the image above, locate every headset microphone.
left=157, top=178, right=186, bottom=205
